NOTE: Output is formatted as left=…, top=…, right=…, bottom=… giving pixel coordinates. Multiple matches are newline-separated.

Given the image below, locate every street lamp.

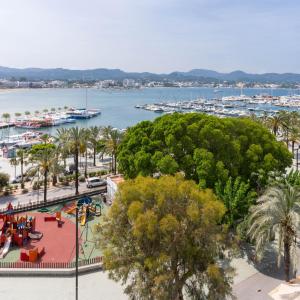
left=75, top=202, right=80, bottom=300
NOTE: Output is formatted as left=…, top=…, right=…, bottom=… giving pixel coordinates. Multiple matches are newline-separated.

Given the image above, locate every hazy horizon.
left=1, top=0, right=299, bottom=74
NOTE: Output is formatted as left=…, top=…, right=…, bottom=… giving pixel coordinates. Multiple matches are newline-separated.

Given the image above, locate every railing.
left=0, top=256, right=102, bottom=269
left=0, top=187, right=107, bottom=214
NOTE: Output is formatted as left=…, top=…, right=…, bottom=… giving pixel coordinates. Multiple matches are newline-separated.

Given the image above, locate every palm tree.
left=51, top=107, right=56, bottom=112
left=248, top=182, right=300, bottom=282
left=10, top=157, right=18, bottom=178
left=14, top=149, right=27, bottom=188
left=266, top=113, right=286, bottom=136
left=34, top=110, right=40, bottom=115
left=43, top=109, right=48, bottom=113
left=29, top=144, right=56, bottom=202
left=102, top=126, right=124, bottom=175
left=15, top=112, right=22, bottom=118
left=24, top=111, right=31, bottom=117
left=56, top=128, right=70, bottom=169
left=66, top=127, right=86, bottom=195
left=2, top=113, right=10, bottom=123
left=289, top=127, right=300, bottom=155
left=88, top=126, right=102, bottom=166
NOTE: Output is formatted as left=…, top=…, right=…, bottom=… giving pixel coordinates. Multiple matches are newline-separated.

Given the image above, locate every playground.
left=0, top=196, right=106, bottom=264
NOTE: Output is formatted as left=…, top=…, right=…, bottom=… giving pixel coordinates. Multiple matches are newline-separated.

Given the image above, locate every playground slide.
left=28, top=232, right=43, bottom=240
left=0, top=237, right=12, bottom=259
left=81, top=213, right=86, bottom=226
left=66, top=206, right=76, bottom=214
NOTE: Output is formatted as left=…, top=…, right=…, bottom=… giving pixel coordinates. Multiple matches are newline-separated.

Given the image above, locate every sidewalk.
left=0, top=182, right=97, bottom=209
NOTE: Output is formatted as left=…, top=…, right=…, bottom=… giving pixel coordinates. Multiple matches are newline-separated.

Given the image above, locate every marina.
left=0, top=87, right=299, bottom=136
left=135, top=93, right=300, bottom=118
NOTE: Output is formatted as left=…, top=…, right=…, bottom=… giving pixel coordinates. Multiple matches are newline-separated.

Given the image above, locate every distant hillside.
left=0, top=66, right=299, bottom=83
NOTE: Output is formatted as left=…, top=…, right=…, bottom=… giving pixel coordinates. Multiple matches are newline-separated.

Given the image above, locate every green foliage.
left=248, top=182, right=300, bottom=281
left=0, top=172, right=9, bottom=189
left=215, top=177, right=256, bottom=227
left=118, top=113, right=292, bottom=189
left=97, top=174, right=233, bottom=299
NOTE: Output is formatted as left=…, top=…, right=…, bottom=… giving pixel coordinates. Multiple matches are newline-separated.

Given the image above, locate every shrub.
left=32, top=181, right=41, bottom=190
left=79, top=176, right=86, bottom=182
left=3, top=189, right=10, bottom=196
left=0, top=172, right=9, bottom=190
left=22, top=188, right=29, bottom=194
left=62, top=180, right=69, bottom=186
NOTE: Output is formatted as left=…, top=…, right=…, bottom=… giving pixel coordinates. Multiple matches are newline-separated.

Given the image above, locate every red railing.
left=0, top=256, right=102, bottom=269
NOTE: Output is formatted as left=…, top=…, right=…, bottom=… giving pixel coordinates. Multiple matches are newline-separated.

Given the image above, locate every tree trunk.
left=175, top=291, right=184, bottom=300
left=43, top=169, right=48, bottom=203
left=284, top=240, right=291, bottom=282
left=52, top=175, right=57, bottom=186
left=93, top=147, right=96, bottom=166
left=292, top=141, right=295, bottom=155
left=21, top=158, right=24, bottom=188
left=114, top=153, right=117, bottom=175
left=84, top=149, right=88, bottom=178
left=75, top=149, right=79, bottom=195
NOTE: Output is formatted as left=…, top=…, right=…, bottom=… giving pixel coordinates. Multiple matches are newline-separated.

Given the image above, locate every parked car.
left=11, top=175, right=31, bottom=184
left=86, top=177, right=107, bottom=188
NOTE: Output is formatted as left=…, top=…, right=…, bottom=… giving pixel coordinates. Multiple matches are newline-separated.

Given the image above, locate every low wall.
left=0, top=257, right=103, bottom=276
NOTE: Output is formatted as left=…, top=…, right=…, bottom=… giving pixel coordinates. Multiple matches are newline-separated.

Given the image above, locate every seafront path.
left=0, top=182, right=102, bottom=209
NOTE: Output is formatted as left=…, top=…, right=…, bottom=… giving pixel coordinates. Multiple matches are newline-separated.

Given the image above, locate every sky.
left=0, top=0, right=299, bottom=73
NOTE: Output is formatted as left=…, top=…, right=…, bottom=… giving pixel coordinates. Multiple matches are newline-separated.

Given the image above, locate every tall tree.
left=118, top=113, right=292, bottom=189
left=102, top=126, right=124, bottom=174
left=66, top=127, right=86, bottom=195
left=56, top=128, right=70, bottom=169
left=215, top=177, right=256, bottom=227
left=248, top=182, right=300, bottom=282
left=29, top=143, right=56, bottom=202
left=88, top=126, right=102, bottom=166
left=14, top=149, right=27, bottom=188
left=97, top=175, right=233, bottom=299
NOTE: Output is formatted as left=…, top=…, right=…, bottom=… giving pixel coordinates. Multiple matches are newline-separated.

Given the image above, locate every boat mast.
left=85, top=88, right=88, bottom=110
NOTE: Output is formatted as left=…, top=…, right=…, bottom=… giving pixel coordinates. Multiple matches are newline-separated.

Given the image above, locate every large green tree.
left=118, top=113, right=292, bottom=189
left=97, top=175, right=233, bottom=299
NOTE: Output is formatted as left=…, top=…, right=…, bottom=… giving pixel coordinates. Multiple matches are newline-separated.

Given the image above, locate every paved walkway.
left=0, top=271, right=127, bottom=300
left=0, top=182, right=100, bottom=209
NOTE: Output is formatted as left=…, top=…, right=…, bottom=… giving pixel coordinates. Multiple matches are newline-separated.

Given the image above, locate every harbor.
left=135, top=93, right=300, bottom=118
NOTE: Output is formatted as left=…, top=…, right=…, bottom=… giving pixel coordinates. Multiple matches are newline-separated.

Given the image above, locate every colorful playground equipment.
left=20, top=247, right=45, bottom=262
left=66, top=196, right=100, bottom=226
left=44, top=211, right=63, bottom=227
left=0, top=203, right=43, bottom=259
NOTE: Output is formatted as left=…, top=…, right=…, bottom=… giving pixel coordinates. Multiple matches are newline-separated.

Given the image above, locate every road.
left=0, top=182, right=103, bottom=209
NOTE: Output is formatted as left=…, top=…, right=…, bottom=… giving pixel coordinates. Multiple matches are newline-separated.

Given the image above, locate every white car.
left=86, top=177, right=107, bottom=188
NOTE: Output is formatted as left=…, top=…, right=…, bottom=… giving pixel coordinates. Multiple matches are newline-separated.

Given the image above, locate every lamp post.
left=75, top=205, right=79, bottom=300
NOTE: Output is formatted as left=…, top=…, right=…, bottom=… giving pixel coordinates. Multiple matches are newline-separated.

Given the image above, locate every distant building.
left=122, top=79, right=136, bottom=88
left=106, top=174, right=124, bottom=203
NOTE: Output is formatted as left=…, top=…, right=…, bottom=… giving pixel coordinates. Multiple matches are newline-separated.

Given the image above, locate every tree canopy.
left=118, top=113, right=292, bottom=189
left=97, top=174, right=233, bottom=299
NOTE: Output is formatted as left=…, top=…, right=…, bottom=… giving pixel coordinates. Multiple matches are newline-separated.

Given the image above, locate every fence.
left=0, top=256, right=102, bottom=269
left=0, top=187, right=107, bottom=214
